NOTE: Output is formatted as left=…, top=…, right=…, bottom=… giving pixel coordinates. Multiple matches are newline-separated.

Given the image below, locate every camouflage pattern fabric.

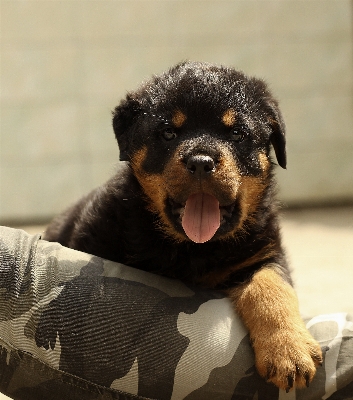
left=0, top=226, right=352, bottom=400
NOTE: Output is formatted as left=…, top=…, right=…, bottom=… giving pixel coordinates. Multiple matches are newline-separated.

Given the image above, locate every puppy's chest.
left=127, top=242, right=238, bottom=284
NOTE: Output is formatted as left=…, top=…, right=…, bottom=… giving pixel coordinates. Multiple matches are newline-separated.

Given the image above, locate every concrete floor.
left=0, top=207, right=352, bottom=400
left=280, top=206, right=353, bottom=317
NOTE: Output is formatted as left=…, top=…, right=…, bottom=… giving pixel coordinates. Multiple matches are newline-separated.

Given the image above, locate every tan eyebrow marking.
left=222, top=109, right=237, bottom=127
left=172, top=110, right=187, bottom=128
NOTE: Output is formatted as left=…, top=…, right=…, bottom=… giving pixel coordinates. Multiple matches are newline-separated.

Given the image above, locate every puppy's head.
left=113, top=62, right=286, bottom=243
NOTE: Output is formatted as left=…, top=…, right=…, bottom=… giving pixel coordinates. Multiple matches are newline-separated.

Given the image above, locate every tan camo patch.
left=222, top=109, right=237, bottom=127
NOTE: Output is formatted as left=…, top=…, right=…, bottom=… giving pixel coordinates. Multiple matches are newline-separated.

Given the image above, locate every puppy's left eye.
left=161, top=127, right=177, bottom=141
left=231, top=129, right=246, bottom=142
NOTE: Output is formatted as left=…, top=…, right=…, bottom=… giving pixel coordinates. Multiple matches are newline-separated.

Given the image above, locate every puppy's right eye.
left=161, top=127, right=177, bottom=141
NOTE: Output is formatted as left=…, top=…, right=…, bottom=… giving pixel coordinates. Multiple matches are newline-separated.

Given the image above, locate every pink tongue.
left=182, top=193, right=220, bottom=243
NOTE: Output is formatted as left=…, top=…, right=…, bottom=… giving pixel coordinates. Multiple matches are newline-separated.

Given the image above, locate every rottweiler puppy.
left=44, top=61, right=322, bottom=392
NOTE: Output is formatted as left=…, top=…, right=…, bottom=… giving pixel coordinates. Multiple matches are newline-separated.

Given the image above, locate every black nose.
left=186, top=155, right=215, bottom=176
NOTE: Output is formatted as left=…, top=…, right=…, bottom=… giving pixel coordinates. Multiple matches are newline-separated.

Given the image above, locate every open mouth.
left=168, top=193, right=238, bottom=243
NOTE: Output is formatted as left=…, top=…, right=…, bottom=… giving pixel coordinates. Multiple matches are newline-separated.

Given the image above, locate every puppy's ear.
left=267, top=99, right=287, bottom=169
left=112, top=97, right=141, bottom=161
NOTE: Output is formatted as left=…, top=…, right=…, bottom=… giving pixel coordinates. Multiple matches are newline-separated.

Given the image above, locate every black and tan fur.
left=44, top=62, right=322, bottom=391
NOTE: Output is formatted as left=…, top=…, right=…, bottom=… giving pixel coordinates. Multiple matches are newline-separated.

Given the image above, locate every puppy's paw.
left=253, top=328, right=323, bottom=392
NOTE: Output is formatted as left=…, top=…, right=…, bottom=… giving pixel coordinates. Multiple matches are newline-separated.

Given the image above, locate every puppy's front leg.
left=227, top=265, right=322, bottom=392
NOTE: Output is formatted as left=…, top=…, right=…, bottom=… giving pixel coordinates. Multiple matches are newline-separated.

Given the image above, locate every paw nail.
left=266, top=366, right=276, bottom=380
left=287, top=375, right=294, bottom=389
left=285, top=374, right=296, bottom=392
left=305, top=373, right=310, bottom=387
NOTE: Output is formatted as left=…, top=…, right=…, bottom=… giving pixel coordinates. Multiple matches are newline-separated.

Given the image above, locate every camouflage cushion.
left=0, top=226, right=352, bottom=400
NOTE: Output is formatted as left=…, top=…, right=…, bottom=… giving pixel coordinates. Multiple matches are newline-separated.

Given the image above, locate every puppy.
left=44, top=61, right=322, bottom=392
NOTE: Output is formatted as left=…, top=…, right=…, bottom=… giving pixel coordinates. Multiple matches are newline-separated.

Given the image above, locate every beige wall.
left=1, top=0, right=353, bottom=222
